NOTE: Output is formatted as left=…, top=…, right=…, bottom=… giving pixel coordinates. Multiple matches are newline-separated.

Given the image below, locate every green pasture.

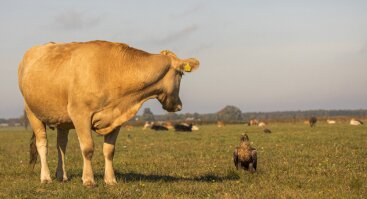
left=0, top=123, right=366, bottom=198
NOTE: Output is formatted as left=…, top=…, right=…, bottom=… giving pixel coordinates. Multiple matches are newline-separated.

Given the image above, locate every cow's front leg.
left=69, top=110, right=96, bottom=187
left=103, top=127, right=120, bottom=185
left=56, top=128, right=69, bottom=181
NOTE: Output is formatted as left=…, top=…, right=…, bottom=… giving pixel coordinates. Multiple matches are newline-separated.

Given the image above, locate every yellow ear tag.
left=183, top=63, right=192, bottom=72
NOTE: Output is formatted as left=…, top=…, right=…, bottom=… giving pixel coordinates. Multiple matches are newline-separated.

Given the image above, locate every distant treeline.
left=133, top=106, right=367, bottom=125
left=1, top=106, right=367, bottom=127
left=240, top=109, right=367, bottom=122
left=0, top=117, right=24, bottom=126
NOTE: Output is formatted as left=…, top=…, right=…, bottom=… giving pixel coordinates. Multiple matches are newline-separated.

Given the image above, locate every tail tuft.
left=29, top=132, right=38, bottom=169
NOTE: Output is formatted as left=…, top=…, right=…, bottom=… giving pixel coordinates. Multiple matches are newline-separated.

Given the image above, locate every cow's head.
left=157, top=50, right=200, bottom=112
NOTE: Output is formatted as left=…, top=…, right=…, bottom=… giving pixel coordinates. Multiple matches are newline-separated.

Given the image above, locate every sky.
left=0, top=0, right=366, bottom=118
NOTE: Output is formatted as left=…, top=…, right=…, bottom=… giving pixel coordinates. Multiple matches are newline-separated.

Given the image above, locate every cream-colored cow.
left=258, top=122, right=266, bottom=127
left=350, top=119, right=363, bottom=126
left=326, top=119, right=336, bottom=124
left=217, top=121, right=225, bottom=127
left=142, top=121, right=153, bottom=130
left=18, top=40, right=199, bottom=186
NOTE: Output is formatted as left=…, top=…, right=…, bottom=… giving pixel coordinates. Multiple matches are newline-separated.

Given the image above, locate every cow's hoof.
left=83, top=180, right=97, bottom=188
left=104, top=179, right=117, bottom=186
left=56, top=173, right=68, bottom=182
left=41, top=178, right=52, bottom=184
left=57, top=177, right=68, bottom=182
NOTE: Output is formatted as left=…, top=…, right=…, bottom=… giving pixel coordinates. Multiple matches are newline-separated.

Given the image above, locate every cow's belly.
left=26, top=95, right=72, bottom=126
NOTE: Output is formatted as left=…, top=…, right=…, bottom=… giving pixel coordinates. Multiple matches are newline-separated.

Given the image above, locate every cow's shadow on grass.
left=69, top=170, right=240, bottom=183
left=114, top=171, right=240, bottom=182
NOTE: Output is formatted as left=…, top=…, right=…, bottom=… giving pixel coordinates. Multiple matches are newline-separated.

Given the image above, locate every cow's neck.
left=113, top=54, right=170, bottom=94
left=92, top=62, right=167, bottom=135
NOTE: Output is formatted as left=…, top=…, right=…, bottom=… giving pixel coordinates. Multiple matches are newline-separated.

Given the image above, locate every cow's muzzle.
left=158, top=95, right=182, bottom=112
left=175, top=104, right=182, bottom=112
left=163, top=104, right=182, bottom=112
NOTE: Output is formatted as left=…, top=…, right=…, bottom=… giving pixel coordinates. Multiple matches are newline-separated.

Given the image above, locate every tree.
left=193, top=112, right=200, bottom=120
left=217, top=105, right=243, bottom=122
left=140, top=108, right=155, bottom=122
left=165, top=112, right=179, bottom=121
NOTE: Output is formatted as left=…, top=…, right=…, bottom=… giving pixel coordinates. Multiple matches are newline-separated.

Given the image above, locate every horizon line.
left=2, top=108, right=367, bottom=119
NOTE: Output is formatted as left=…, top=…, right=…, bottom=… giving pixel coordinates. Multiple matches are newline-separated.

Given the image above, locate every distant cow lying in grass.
left=217, top=121, right=225, bottom=128
left=258, top=122, right=266, bottom=127
left=174, top=123, right=193, bottom=132
left=350, top=119, right=363, bottom=126
left=327, top=119, right=336, bottom=124
left=143, top=121, right=153, bottom=130
left=249, top=119, right=258, bottom=126
left=263, top=128, right=272, bottom=133
left=151, top=124, right=168, bottom=131
left=165, top=121, right=174, bottom=130
left=233, top=134, right=257, bottom=173
left=191, top=125, right=199, bottom=131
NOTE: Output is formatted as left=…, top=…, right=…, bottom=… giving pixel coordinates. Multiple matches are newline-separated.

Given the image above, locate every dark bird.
left=263, top=128, right=272, bottom=133
left=309, top=116, right=317, bottom=127
left=233, top=134, right=257, bottom=173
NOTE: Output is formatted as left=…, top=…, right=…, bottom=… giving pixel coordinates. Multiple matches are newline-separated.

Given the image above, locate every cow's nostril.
left=176, top=105, right=182, bottom=111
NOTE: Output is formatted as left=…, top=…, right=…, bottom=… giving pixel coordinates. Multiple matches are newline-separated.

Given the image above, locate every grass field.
left=0, top=123, right=366, bottom=198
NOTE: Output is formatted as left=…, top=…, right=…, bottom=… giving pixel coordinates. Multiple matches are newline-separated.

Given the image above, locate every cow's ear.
left=160, top=50, right=177, bottom=58
left=160, top=50, right=199, bottom=72
left=180, top=58, right=200, bottom=73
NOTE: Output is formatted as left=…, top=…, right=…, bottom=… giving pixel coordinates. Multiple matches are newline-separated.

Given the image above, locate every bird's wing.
left=251, top=149, right=257, bottom=170
left=233, top=148, right=239, bottom=169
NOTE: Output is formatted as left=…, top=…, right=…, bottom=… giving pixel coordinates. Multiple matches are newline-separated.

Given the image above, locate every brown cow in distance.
left=18, top=40, right=199, bottom=186
left=309, top=117, right=317, bottom=127
left=217, top=121, right=225, bottom=127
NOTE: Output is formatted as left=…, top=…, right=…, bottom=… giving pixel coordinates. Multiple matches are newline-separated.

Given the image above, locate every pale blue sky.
left=0, top=0, right=366, bottom=117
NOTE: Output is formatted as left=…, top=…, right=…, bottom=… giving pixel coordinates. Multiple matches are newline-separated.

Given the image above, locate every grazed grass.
left=0, top=123, right=366, bottom=198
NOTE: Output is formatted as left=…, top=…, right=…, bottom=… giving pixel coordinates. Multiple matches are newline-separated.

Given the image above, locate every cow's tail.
left=29, top=131, right=38, bottom=169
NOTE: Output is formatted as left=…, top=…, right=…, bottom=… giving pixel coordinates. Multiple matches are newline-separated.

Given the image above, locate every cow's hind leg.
left=103, top=127, right=120, bottom=185
left=56, top=128, right=69, bottom=181
left=26, top=107, right=52, bottom=183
